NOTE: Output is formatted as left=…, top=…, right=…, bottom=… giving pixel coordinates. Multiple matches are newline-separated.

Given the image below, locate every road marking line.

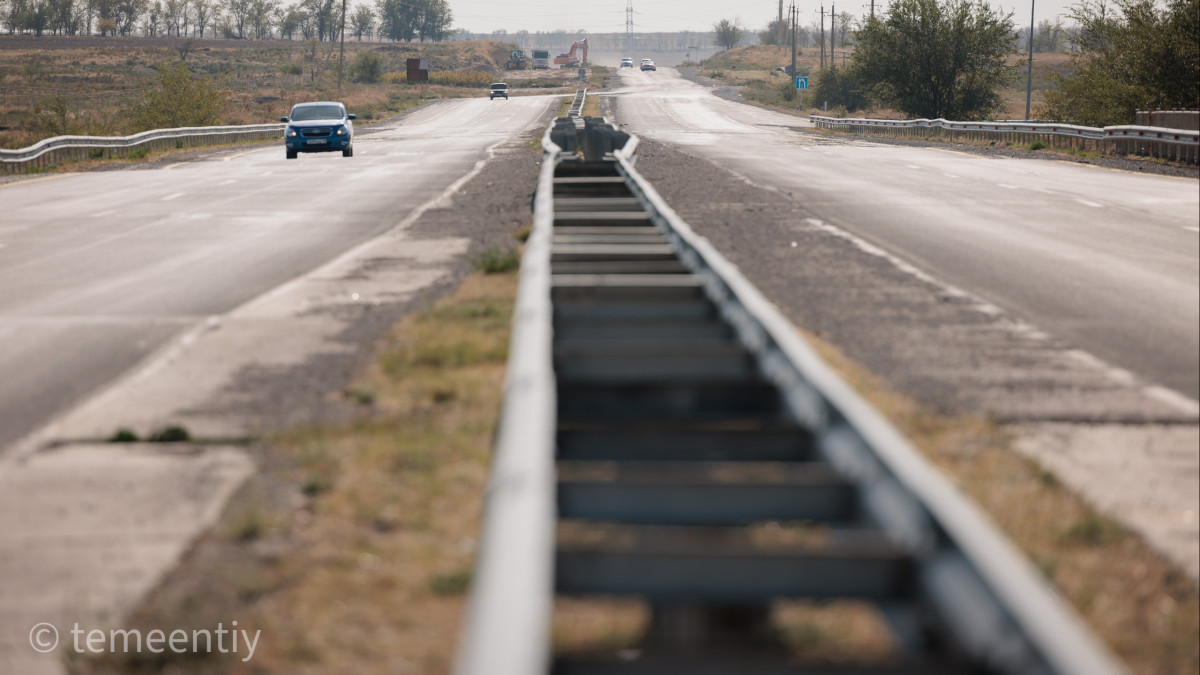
left=943, top=173, right=959, bottom=178
left=0, top=174, right=68, bottom=189
left=907, top=164, right=921, bottom=169
left=162, top=192, right=185, bottom=201
left=162, top=162, right=185, bottom=170
left=1076, top=198, right=1103, bottom=208
left=1184, top=226, right=1199, bottom=233
left=1144, top=386, right=1200, bottom=417
left=92, top=209, right=116, bottom=218
left=997, top=183, right=1020, bottom=189
left=218, top=179, right=237, bottom=186
left=223, top=148, right=269, bottom=162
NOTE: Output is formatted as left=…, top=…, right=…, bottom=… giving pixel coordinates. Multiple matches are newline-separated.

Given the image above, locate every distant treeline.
left=453, top=31, right=717, bottom=54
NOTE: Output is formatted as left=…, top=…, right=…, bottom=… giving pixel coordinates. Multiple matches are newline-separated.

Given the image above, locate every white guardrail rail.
left=810, top=114, right=1199, bottom=164
left=0, top=122, right=286, bottom=174
left=456, top=117, right=1130, bottom=674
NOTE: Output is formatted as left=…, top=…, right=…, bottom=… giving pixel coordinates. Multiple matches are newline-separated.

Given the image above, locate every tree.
left=349, top=2, right=371, bottom=39
left=246, top=0, right=275, bottom=37
left=191, top=0, right=213, bottom=36
left=1041, top=0, right=1198, bottom=126
left=131, top=61, right=225, bottom=129
left=349, top=48, right=382, bottom=80
left=759, top=17, right=787, bottom=46
left=852, top=0, right=1018, bottom=119
left=712, top=18, right=745, bottom=50
left=415, top=0, right=448, bottom=41
left=224, top=0, right=248, bottom=35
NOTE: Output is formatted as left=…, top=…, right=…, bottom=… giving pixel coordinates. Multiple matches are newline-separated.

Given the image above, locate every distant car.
left=489, top=82, right=509, bottom=100
left=281, top=101, right=355, bottom=159
left=640, top=59, right=656, bottom=71
left=620, top=57, right=634, bottom=68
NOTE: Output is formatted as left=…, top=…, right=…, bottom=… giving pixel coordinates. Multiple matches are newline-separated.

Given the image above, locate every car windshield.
left=290, top=105, right=344, bottom=121
left=491, top=84, right=506, bottom=90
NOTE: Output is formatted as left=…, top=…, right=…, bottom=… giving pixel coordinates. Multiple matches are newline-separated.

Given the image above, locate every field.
left=0, top=35, right=583, bottom=150
left=700, top=44, right=1075, bottom=120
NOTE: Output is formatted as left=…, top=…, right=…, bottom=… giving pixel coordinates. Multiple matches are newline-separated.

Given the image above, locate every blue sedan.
left=282, top=101, right=356, bottom=159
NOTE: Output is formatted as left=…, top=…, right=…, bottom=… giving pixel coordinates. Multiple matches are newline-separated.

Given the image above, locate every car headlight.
left=287, top=128, right=297, bottom=137
left=336, top=127, right=345, bottom=135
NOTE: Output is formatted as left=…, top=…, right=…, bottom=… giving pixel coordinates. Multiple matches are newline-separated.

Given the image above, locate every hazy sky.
left=451, top=0, right=1080, bottom=35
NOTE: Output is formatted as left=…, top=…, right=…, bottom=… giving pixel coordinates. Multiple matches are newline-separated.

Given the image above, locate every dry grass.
left=0, top=37, right=579, bottom=150
left=799, top=329, right=1200, bottom=675
left=702, top=46, right=1078, bottom=121
left=72, top=268, right=519, bottom=675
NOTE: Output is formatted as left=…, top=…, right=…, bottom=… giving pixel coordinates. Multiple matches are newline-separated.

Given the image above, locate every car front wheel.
left=343, top=147, right=353, bottom=158
left=286, top=149, right=297, bottom=159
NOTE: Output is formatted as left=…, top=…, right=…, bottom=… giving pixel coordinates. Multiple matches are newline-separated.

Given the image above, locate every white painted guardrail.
left=456, top=117, right=1130, bottom=674
left=0, top=123, right=286, bottom=174
left=454, top=122, right=560, bottom=675
left=811, top=114, right=1199, bottom=164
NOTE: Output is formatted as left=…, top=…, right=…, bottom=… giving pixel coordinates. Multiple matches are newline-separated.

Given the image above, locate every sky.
left=451, top=0, right=1081, bottom=36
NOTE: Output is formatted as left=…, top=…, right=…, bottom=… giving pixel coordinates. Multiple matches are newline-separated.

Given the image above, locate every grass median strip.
left=800, top=329, right=1199, bottom=675
left=74, top=268, right=518, bottom=674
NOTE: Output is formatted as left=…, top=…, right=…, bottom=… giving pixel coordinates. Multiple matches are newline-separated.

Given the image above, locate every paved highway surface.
left=0, top=95, right=554, bottom=452
left=612, top=68, right=1200, bottom=403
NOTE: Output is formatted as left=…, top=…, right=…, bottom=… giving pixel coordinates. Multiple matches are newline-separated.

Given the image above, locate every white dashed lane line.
left=1076, top=198, right=1104, bottom=208
left=1184, top=226, right=1199, bottom=233
left=162, top=192, right=186, bottom=201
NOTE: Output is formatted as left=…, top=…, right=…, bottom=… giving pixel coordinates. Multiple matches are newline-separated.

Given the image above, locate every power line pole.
left=336, top=0, right=347, bottom=88
left=778, top=0, right=784, bottom=49
left=1025, top=0, right=1035, bottom=120
left=820, top=5, right=825, bottom=69
left=831, top=3, right=835, bottom=68
left=626, top=0, right=634, bottom=55
left=790, top=2, right=796, bottom=78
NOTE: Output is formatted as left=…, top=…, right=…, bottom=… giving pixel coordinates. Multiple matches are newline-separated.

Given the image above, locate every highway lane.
left=0, top=95, right=554, bottom=451
left=611, top=68, right=1200, bottom=402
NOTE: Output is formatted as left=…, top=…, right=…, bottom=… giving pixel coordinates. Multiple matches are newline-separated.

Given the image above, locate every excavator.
left=505, top=50, right=529, bottom=70
left=553, top=39, right=588, bottom=68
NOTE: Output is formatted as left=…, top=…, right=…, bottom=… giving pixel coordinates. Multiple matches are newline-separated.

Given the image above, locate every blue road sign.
left=795, top=77, right=808, bottom=90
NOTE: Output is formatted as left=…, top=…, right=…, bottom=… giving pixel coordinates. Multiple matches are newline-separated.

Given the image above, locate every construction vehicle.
left=531, top=49, right=551, bottom=69
left=505, top=50, right=528, bottom=70
left=554, top=39, right=588, bottom=68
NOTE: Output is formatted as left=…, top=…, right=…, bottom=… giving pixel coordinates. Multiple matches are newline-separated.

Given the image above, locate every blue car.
left=281, top=101, right=356, bottom=159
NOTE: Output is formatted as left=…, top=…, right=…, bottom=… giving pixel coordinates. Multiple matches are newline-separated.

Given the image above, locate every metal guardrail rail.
left=811, top=114, right=1199, bottom=164
left=457, top=118, right=1129, bottom=674
left=0, top=123, right=285, bottom=174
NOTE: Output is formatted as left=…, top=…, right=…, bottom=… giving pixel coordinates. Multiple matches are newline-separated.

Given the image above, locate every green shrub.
left=280, top=63, right=303, bottom=76
left=810, top=66, right=870, bottom=113
left=130, top=61, right=226, bottom=131
left=350, top=50, right=385, bottom=83
left=472, top=247, right=520, bottom=274
left=1028, top=139, right=1049, bottom=150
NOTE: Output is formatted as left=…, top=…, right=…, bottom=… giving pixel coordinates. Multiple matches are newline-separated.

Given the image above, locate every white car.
left=640, top=59, right=656, bottom=72
left=620, top=57, right=634, bottom=68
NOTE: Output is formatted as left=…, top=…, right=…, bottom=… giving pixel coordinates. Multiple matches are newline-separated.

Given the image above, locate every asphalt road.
left=611, top=68, right=1200, bottom=402
left=0, top=95, right=554, bottom=452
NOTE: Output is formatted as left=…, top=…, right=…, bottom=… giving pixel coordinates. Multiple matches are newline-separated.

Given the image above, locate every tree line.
left=719, top=0, right=1197, bottom=125
left=0, top=0, right=450, bottom=41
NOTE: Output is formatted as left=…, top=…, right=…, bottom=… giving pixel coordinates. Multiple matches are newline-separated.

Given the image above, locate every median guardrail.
left=456, top=116, right=1130, bottom=674
left=811, top=114, right=1199, bottom=164
left=0, top=123, right=286, bottom=174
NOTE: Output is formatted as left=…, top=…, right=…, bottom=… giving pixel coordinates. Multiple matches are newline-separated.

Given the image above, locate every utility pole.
left=820, top=5, right=825, bottom=69
left=336, top=0, right=347, bottom=88
left=626, top=1, right=634, bottom=56
left=871, top=0, right=875, bottom=19
left=778, top=0, right=784, bottom=49
left=1025, top=0, right=1035, bottom=120
left=790, top=3, right=796, bottom=77
left=831, top=3, right=835, bottom=69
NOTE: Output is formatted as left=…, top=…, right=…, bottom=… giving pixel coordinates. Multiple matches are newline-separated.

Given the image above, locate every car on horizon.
left=620, top=57, right=634, bottom=68
left=640, top=59, right=656, bottom=71
left=489, top=82, right=509, bottom=100
left=281, top=101, right=355, bottom=159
